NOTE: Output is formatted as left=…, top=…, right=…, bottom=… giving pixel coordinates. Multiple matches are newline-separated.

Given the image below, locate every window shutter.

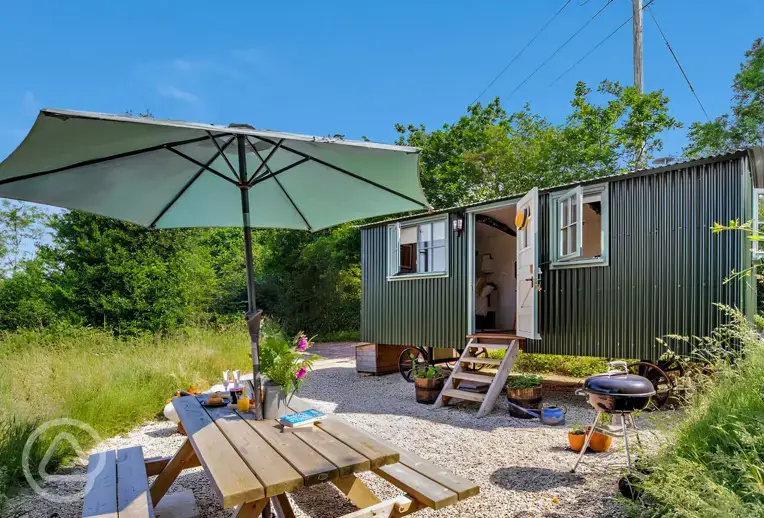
left=387, top=224, right=399, bottom=276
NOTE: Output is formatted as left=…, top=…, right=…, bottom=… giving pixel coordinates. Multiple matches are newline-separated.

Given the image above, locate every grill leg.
left=628, top=414, right=642, bottom=449
left=622, top=412, right=632, bottom=469
left=571, top=411, right=601, bottom=473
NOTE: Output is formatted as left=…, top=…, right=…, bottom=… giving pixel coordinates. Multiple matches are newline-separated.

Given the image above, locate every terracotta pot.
left=414, top=377, right=444, bottom=404
left=586, top=426, right=613, bottom=452
left=568, top=432, right=586, bottom=452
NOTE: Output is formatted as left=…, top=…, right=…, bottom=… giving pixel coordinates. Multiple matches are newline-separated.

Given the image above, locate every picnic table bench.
left=83, top=395, right=478, bottom=518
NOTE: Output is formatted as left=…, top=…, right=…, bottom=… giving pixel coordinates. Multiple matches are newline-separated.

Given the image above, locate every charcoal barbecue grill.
left=571, top=361, right=655, bottom=472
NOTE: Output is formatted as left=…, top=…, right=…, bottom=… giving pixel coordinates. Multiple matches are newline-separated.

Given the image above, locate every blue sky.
left=1, top=0, right=762, bottom=163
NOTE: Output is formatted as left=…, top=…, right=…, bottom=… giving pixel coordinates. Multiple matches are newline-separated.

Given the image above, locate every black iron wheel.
left=627, top=361, right=673, bottom=409
left=398, top=347, right=426, bottom=383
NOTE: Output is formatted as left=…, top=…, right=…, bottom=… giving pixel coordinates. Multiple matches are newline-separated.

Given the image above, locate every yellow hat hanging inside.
left=515, top=208, right=529, bottom=231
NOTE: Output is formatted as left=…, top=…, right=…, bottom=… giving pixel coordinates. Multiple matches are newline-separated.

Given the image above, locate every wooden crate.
left=355, top=343, right=412, bottom=375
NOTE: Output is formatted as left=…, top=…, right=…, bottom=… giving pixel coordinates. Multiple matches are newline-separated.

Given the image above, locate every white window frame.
left=549, top=183, right=609, bottom=269
left=557, top=185, right=583, bottom=261
left=387, top=215, right=449, bottom=281
left=754, top=188, right=764, bottom=260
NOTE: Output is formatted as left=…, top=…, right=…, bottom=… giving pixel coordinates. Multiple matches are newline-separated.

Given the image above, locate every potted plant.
left=568, top=421, right=586, bottom=451
left=412, top=363, right=446, bottom=404
left=506, top=374, right=543, bottom=418
left=260, top=332, right=320, bottom=418
left=586, top=413, right=613, bottom=452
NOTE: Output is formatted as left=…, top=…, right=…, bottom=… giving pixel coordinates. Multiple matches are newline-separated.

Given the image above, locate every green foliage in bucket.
left=506, top=374, right=543, bottom=389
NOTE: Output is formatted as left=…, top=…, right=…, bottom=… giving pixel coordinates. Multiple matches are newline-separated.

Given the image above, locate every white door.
left=516, top=188, right=540, bottom=340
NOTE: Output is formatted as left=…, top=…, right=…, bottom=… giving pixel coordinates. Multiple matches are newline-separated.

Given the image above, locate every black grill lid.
left=583, top=373, right=656, bottom=397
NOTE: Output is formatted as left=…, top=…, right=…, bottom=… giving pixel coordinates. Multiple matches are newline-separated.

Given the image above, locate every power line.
left=505, top=0, right=616, bottom=100
left=646, top=6, right=710, bottom=121
left=549, top=0, right=658, bottom=86
left=470, top=0, right=572, bottom=107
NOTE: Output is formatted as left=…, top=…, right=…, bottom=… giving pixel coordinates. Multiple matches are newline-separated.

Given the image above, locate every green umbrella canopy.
left=0, top=109, right=429, bottom=230
left=0, top=109, right=430, bottom=420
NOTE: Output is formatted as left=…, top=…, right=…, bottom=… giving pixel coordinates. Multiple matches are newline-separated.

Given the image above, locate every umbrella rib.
left=205, top=131, right=238, bottom=181
left=246, top=138, right=284, bottom=184
left=248, top=135, right=428, bottom=208
left=247, top=141, right=312, bottom=231
left=150, top=137, right=236, bottom=228
left=248, top=158, right=310, bottom=187
left=164, top=146, right=239, bottom=186
left=0, top=134, right=227, bottom=187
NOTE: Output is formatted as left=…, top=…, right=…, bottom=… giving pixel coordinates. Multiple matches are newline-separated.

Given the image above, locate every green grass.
left=487, top=349, right=610, bottom=378
left=313, top=329, right=361, bottom=342
left=0, top=322, right=257, bottom=504
left=627, top=309, right=764, bottom=518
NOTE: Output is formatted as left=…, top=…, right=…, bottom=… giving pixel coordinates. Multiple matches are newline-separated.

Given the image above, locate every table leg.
left=275, top=494, right=296, bottom=518
left=150, top=438, right=197, bottom=507
left=232, top=498, right=269, bottom=518
left=334, top=474, right=382, bottom=509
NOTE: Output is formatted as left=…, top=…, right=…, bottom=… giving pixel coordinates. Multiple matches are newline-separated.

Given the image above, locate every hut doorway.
left=470, top=203, right=518, bottom=334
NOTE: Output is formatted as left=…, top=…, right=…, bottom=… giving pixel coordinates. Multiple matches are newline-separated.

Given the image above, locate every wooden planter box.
left=355, top=343, right=411, bottom=375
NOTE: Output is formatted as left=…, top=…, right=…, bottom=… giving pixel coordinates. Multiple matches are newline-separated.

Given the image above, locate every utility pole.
left=633, top=0, right=643, bottom=93
left=633, top=0, right=645, bottom=170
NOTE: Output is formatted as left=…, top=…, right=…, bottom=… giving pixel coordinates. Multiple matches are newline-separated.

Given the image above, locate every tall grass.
left=628, top=309, right=764, bottom=517
left=0, top=322, right=256, bottom=503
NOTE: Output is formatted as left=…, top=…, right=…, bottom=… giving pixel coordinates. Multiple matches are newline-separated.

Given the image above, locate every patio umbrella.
left=0, top=109, right=429, bottom=419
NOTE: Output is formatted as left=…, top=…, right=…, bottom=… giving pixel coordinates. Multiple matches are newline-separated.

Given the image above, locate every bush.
left=628, top=308, right=764, bottom=517
left=488, top=350, right=610, bottom=378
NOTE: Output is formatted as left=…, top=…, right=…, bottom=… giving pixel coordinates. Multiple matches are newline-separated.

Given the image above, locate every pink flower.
left=295, top=367, right=307, bottom=380
left=297, top=335, right=308, bottom=351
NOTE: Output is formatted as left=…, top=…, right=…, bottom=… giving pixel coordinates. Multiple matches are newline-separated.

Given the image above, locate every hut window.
left=387, top=218, right=448, bottom=279
left=550, top=183, right=609, bottom=268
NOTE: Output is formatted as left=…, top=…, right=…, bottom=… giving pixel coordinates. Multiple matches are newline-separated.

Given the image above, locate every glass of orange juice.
left=237, top=395, right=251, bottom=412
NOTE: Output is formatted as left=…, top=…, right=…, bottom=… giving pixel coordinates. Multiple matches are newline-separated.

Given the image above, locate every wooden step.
left=452, top=372, right=494, bottom=384
left=468, top=343, right=508, bottom=350
left=441, top=389, right=485, bottom=403
left=467, top=333, right=521, bottom=341
left=460, top=356, right=502, bottom=366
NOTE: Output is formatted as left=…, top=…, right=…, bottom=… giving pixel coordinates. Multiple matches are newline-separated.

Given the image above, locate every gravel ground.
left=8, top=350, right=672, bottom=518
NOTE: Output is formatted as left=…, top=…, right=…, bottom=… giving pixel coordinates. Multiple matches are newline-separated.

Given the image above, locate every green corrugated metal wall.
left=361, top=153, right=753, bottom=359
left=360, top=214, right=468, bottom=348
left=532, top=155, right=752, bottom=358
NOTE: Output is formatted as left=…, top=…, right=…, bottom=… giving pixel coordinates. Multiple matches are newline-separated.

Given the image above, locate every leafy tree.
left=0, top=200, right=48, bottom=274
left=40, top=211, right=219, bottom=334
left=395, top=99, right=512, bottom=209
left=398, top=80, right=679, bottom=208
left=257, top=224, right=361, bottom=335
left=0, top=258, right=57, bottom=329
left=685, top=38, right=764, bottom=158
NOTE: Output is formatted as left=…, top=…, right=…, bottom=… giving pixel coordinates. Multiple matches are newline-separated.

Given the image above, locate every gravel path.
left=8, top=349, right=671, bottom=518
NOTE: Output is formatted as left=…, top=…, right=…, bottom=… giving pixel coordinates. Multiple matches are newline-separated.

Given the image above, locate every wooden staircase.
left=433, top=334, right=521, bottom=418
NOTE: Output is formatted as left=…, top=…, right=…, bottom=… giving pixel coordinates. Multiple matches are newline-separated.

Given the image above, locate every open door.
left=516, top=187, right=540, bottom=340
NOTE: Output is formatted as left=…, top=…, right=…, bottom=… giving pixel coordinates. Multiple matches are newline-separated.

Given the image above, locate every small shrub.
left=506, top=374, right=543, bottom=389
left=412, top=364, right=446, bottom=380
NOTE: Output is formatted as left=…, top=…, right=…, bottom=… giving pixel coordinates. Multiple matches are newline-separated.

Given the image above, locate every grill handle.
left=607, top=361, right=628, bottom=375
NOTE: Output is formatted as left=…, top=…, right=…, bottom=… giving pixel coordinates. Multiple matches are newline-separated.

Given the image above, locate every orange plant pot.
left=568, top=432, right=586, bottom=452
left=586, top=426, right=613, bottom=452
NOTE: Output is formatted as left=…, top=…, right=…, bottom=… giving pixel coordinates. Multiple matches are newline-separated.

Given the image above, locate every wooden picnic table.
left=148, top=395, right=478, bottom=518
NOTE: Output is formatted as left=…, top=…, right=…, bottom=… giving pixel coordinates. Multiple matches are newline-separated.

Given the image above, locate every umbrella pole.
left=238, top=135, right=264, bottom=421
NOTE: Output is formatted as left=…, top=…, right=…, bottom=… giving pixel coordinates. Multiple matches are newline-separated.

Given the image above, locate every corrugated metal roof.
left=359, top=149, right=751, bottom=229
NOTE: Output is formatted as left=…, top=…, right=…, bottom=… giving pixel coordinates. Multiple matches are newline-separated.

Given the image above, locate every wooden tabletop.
left=172, top=396, right=400, bottom=509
